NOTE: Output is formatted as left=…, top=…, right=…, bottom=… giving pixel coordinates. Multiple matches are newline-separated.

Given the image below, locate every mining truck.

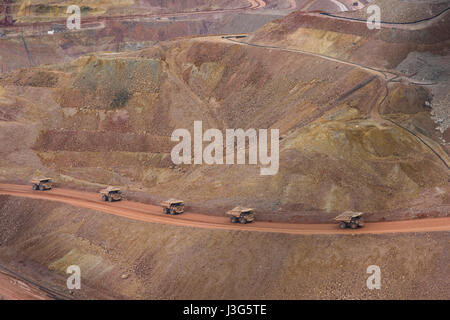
left=226, top=207, right=255, bottom=224
left=161, top=199, right=185, bottom=215
left=334, top=212, right=365, bottom=229
left=31, top=178, right=53, bottom=191
left=100, top=186, right=122, bottom=202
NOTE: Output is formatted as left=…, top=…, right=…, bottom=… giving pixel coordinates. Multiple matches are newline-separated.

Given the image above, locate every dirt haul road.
left=0, top=271, right=52, bottom=300
left=217, top=35, right=450, bottom=170
left=316, top=6, right=450, bottom=30
left=0, top=184, right=449, bottom=235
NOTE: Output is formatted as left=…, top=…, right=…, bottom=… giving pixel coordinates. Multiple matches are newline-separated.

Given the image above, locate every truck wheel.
left=169, top=209, right=176, bottom=215
left=239, top=217, right=247, bottom=224
left=230, top=217, right=238, bottom=223
left=32, top=184, right=38, bottom=190
left=339, top=222, right=347, bottom=229
left=102, top=195, right=107, bottom=201
left=39, top=184, right=44, bottom=191
left=108, top=196, right=113, bottom=202
left=350, top=222, right=358, bottom=229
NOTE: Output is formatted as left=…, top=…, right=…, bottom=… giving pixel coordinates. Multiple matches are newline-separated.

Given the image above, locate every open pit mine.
left=0, top=0, right=449, bottom=303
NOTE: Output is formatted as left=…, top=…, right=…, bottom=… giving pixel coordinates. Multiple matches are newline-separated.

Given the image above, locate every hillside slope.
left=0, top=32, right=448, bottom=221
left=0, top=196, right=448, bottom=299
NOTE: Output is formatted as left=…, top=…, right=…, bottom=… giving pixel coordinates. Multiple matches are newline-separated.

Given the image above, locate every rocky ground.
left=396, top=51, right=450, bottom=146
left=0, top=21, right=449, bottom=221
left=339, top=0, right=450, bottom=22
left=0, top=195, right=448, bottom=299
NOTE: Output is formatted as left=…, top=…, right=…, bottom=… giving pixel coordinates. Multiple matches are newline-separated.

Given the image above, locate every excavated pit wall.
left=0, top=195, right=448, bottom=299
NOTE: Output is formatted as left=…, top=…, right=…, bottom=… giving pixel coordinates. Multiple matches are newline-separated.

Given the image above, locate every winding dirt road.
left=0, top=271, right=52, bottom=300
left=0, top=184, right=449, bottom=235
left=329, top=0, right=348, bottom=12
left=319, top=7, right=450, bottom=30
left=2, top=0, right=268, bottom=29
left=219, top=35, right=450, bottom=170
left=0, top=264, right=73, bottom=300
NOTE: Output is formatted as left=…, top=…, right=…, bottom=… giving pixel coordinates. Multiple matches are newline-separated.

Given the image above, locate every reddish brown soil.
left=1, top=2, right=448, bottom=222
left=0, top=34, right=448, bottom=222
left=0, top=271, right=52, bottom=300
left=1, top=184, right=449, bottom=235
left=0, top=195, right=448, bottom=299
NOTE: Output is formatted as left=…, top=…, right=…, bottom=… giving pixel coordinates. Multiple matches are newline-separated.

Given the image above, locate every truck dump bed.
left=334, top=211, right=364, bottom=222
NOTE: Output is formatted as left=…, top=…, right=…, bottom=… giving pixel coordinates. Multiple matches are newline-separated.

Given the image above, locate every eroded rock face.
left=1, top=32, right=448, bottom=221
left=396, top=51, right=450, bottom=146
left=1, top=0, right=449, bottom=221
left=0, top=0, right=291, bottom=73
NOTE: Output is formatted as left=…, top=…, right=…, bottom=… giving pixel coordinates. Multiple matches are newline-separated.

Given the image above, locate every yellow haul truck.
left=100, top=186, right=122, bottom=202
left=161, top=199, right=185, bottom=215
left=226, top=207, right=255, bottom=224
left=31, top=178, right=53, bottom=191
left=334, top=212, right=365, bottom=229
